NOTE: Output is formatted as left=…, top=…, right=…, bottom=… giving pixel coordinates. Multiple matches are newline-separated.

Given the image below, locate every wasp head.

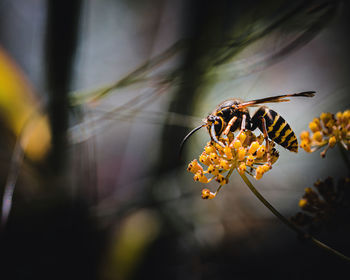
left=206, top=114, right=226, bottom=147
left=206, top=114, right=224, bottom=135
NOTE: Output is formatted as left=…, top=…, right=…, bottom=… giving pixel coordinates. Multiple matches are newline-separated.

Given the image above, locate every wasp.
left=180, top=91, right=315, bottom=163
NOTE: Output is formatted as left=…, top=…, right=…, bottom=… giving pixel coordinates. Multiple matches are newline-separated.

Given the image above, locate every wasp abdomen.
left=253, top=107, right=298, bottom=152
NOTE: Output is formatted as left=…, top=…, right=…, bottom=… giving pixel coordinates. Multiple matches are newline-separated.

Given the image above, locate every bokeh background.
left=0, top=0, right=349, bottom=279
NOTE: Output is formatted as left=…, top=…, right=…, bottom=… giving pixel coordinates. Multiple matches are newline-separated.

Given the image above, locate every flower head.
left=300, top=110, right=350, bottom=157
left=291, top=177, right=350, bottom=233
left=187, top=130, right=279, bottom=199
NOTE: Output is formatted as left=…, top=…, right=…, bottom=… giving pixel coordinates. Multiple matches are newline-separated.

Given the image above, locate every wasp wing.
left=238, top=91, right=315, bottom=109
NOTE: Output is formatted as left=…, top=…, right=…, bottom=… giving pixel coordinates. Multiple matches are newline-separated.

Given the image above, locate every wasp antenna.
left=210, top=123, right=225, bottom=148
left=179, top=125, right=205, bottom=157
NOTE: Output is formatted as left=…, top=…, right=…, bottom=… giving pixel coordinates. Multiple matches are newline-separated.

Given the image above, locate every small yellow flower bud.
left=239, top=131, right=247, bottom=144
left=216, top=174, right=227, bottom=185
left=238, top=162, right=246, bottom=175
left=304, top=187, right=313, bottom=194
left=300, top=140, right=311, bottom=152
left=187, top=159, right=203, bottom=173
left=219, top=159, right=230, bottom=170
left=312, top=131, right=323, bottom=142
left=329, top=136, right=336, bottom=148
left=202, top=189, right=215, bottom=199
left=248, top=141, right=260, bottom=155
left=313, top=118, right=320, bottom=126
left=343, top=110, right=350, bottom=121
left=199, top=174, right=208, bottom=183
left=309, top=121, right=319, bottom=133
left=194, top=171, right=208, bottom=183
left=224, top=146, right=233, bottom=159
left=262, top=164, right=270, bottom=172
left=300, top=131, right=310, bottom=140
left=231, top=139, right=242, bottom=149
left=193, top=172, right=200, bottom=181
left=336, top=112, right=343, bottom=122
left=255, top=172, right=263, bottom=180
left=205, top=145, right=216, bottom=154
left=320, top=112, right=332, bottom=125
left=209, top=153, right=219, bottom=164
left=255, top=166, right=265, bottom=180
left=298, top=198, right=308, bottom=209
left=325, top=119, right=335, bottom=129
left=246, top=155, right=255, bottom=166
left=256, top=145, right=266, bottom=158
left=207, top=164, right=219, bottom=176
left=199, top=152, right=211, bottom=166
left=237, top=147, right=246, bottom=161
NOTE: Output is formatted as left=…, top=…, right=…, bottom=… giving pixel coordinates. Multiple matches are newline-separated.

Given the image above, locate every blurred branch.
left=1, top=136, right=24, bottom=228
left=45, top=1, right=82, bottom=173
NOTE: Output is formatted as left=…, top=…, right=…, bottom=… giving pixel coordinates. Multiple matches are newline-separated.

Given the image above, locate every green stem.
left=239, top=172, right=350, bottom=263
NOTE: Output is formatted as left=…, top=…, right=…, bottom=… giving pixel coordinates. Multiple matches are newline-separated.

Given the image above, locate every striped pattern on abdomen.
left=257, top=108, right=298, bottom=152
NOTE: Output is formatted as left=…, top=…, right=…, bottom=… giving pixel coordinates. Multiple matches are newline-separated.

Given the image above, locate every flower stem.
left=239, top=172, right=350, bottom=263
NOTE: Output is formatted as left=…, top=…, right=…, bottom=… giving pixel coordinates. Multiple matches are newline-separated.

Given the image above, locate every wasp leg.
left=233, top=114, right=247, bottom=142
left=210, top=123, right=225, bottom=147
left=223, top=116, right=237, bottom=136
left=241, top=114, right=247, bottom=131
left=260, top=117, right=272, bottom=168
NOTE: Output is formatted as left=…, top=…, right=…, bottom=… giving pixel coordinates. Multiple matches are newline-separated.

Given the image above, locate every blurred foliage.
left=0, top=47, right=50, bottom=161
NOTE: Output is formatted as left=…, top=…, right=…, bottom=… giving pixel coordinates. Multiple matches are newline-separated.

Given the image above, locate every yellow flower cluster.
left=300, top=110, right=350, bottom=157
left=187, top=131, right=279, bottom=199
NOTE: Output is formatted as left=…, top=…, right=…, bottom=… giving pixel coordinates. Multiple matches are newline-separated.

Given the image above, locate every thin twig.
left=1, top=137, right=24, bottom=228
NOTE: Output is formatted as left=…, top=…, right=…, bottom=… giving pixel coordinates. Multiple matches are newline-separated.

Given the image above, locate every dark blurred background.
left=0, top=0, right=350, bottom=279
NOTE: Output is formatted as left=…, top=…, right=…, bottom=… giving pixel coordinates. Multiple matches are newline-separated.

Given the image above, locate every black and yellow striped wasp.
left=180, top=91, right=315, bottom=161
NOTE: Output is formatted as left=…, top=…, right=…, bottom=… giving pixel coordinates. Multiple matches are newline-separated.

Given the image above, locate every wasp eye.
left=207, top=115, right=216, bottom=122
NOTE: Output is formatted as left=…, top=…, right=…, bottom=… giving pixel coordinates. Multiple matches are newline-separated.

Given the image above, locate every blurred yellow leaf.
left=102, top=209, right=161, bottom=280
left=0, top=46, right=51, bottom=161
